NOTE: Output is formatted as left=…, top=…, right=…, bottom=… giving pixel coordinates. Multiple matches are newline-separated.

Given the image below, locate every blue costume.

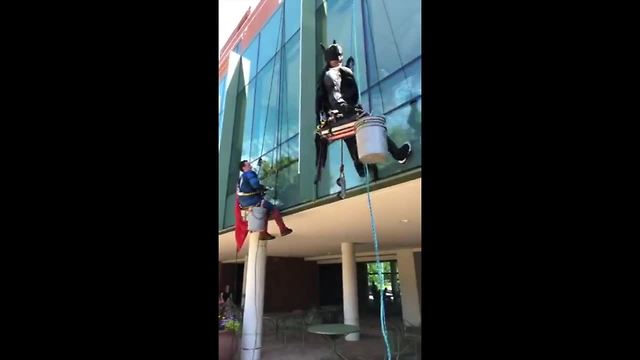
left=237, top=170, right=274, bottom=211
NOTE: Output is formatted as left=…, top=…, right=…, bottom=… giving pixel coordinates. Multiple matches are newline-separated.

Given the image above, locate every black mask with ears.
left=322, top=40, right=343, bottom=64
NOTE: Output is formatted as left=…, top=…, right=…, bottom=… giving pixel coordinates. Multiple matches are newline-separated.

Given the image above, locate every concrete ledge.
left=218, top=167, right=422, bottom=235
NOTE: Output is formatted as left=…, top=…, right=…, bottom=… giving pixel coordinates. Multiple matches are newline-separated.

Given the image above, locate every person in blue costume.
left=237, top=160, right=293, bottom=240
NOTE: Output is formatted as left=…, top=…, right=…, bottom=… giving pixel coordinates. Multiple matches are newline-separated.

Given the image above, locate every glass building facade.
left=219, top=0, right=421, bottom=230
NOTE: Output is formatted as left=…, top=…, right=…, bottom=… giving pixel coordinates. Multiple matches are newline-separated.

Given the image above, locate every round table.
left=307, top=324, right=359, bottom=360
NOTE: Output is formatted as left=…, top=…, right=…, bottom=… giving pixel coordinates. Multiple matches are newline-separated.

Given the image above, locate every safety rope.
left=354, top=2, right=392, bottom=358
left=364, top=164, right=392, bottom=360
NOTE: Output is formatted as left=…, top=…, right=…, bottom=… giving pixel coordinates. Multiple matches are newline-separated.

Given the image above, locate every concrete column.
left=341, top=242, right=360, bottom=341
left=396, top=250, right=421, bottom=327
left=240, top=233, right=269, bottom=360
left=241, top=254, right=249, bottom=308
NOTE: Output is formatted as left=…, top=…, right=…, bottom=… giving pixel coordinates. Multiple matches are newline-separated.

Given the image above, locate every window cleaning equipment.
left=354, top=115, right=387, bottom=164
left=246, top=205, right=268, bottom=233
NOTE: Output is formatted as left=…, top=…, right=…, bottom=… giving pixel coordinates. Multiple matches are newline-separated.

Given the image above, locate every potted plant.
left=219, top=297, right=241, bottom=360
left=219, top=318, right=241, bottom=360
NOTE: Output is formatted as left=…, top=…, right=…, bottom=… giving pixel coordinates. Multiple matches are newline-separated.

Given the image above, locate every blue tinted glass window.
left=242, top=35, right=260, bottom=82
left=326, top=0, right=368, bottom=90
left=274, top=135, right=300, bottom=209
left=377, top=0, right=421, bottom=65
left=258, top=7, right=284, bottom=72
left=280, top=32, right=300, bottom=143
left=239, top=80, right=256, bottom=161
left=251, top=56, right=281, bottom=161
left=364, top=85, right=384, bottom=116
left=379, top=57, right=421, bottom=113
left=316, top=139, right=366, bottom=198
left=284, top=0, right=301, bottom=42
left=363, top=0, right=421, bottom=82
left=223, top=193, right=236, bottom=228
left=254, top=148, right=277, bottom=191
left=316, top=6, right=327, bottom=76
left=218, top=113, right=223, bottom=150
left=374, top=99, right=422, bottom=179
left=219, top=76, right=227, bottom=115
left=219, top=76, right=227, bottom=150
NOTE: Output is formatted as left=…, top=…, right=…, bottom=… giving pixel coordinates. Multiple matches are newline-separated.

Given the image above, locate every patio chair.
left=385, top=325, right=419, bottom=360
left=262, top=315, right=278, bottom=338
left=280, top=311, right=306, bottom=345
left=402, top=324, right=421, bottom=359
left=302, top=308, right=323, bottom=344
left=281, top=308, right=324, bottom=345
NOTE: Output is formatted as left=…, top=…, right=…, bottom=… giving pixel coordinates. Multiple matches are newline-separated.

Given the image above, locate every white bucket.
left=247, top=206, right=268, bottom=232
left=354, top=116, right=387, bottom=164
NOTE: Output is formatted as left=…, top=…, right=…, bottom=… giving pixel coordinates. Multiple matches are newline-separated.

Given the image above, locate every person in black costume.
left=315, top=41, right=411, bottom=184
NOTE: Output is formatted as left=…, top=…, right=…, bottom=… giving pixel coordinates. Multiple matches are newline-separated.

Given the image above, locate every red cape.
left=234, top=195, right=249, bottom=252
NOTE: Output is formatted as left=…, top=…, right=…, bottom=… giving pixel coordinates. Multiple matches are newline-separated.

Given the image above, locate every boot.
left=270, top=208, right=293, bottom=237
left=258, top=231, right=275, bottom=240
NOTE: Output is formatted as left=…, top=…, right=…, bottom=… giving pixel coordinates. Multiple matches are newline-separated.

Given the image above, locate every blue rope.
left=355, top=1, right=391, bottom=358
left=364, top=165, right=392, bottom=360
left=354, top=1, right=391, bottom=357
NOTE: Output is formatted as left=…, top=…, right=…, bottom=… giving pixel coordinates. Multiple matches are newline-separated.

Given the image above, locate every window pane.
left=251, top=57, right=281, bottom=161
left=223, top=193, right=236, bottom=228
left=258, top=7, right=284, bottom=72
left=315, top=139, right=366, bottom=198
left=274, top=136, right=300, bottom=209
left=359, top=91, right=370, bottom=115
left=363, top=0, right=420, bottom=82
left=374, top=98, right=422, bottom=179
left=377, top=0, right=421, bottom=66
left=218, top=113, right=223, bottom=150
left=219, top=75, right=227, bottom=114
left=254, top=149, right=277, bottom=180
left=284, top=0, right=301, bottom=42
left=316, top=6, right=327, bottom=76
left=242, top=35, right=260, bottom=82
left=364, top=85, right=384, bottom=116
left=280, top=32, right=300, bottom=143
left=326, top=0, right=368, bottom=90
left=239, top=80, right=256, bottom=161
left=219, top=76, right=227, bottom=150
left=379, top=57, right=421, bottom=113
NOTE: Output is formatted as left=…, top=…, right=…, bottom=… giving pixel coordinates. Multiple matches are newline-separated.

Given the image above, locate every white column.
left=396, top=250, right=421, bottom=327
left=341, top=242, right=360, bottom=341
left=241, top=254, right=249, bottom=308
left=240, top=233, right=268, bottom=360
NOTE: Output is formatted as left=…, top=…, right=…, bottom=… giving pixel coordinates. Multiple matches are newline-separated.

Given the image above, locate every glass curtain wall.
left=223, top=1, right=302, bottom=228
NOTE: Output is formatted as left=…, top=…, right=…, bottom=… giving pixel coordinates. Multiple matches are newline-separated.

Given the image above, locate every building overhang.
left=218, top=177, right=422, bottom=261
